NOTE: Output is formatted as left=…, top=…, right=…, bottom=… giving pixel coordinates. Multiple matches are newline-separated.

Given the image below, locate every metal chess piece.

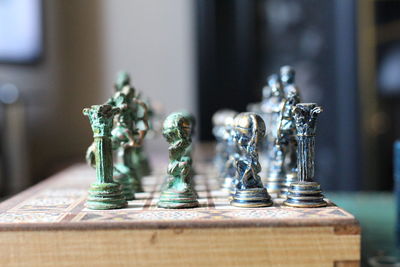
left=158, top=112, right=199, bottom=209
left=212, top=109, right=238, bottom=191
left=277, top=91, right=301, bottom=198
left=263, top=80, right=286, bottom=194
left=284, top=103, right=327, bottom=208
left=83, top=104, right=127, bottom=210
left=108, top=72, right=149, bottom=193
left=280, top=65, right=301, bottom=184
left=250, top=74, right=280, bottom=183
left=230, top=112, right=272, bottom=208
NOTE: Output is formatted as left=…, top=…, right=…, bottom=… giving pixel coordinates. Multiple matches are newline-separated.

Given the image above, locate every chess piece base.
left=279, top=172, right=298, bottom=198
left=283, top=181, right=327, bottom=208
left=158, top=190, right=199, bottom=209
left=86, top=182, right=127, bottom=210
left=231, top=188, right=273, bottom=208
left=113, top=174, right=135, bottom=201
left=265, top=174, right=286, bottom=194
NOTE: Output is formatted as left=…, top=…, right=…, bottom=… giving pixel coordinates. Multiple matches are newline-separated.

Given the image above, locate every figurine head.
left=270, top=79, right=284, bottom=97
left=233, top=112, right=266, bottom=149
left=162, top=112, right=192, bottom=144
left=280, top=65, right=295, bottom=85
left=115, top=71, right=131, bottom=91
left=212, top=109, right=238, bottom=140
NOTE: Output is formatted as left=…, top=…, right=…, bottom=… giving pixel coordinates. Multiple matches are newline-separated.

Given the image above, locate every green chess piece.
left=83, top=104, right=127, bottom=210
left=107, top=72, right=149, bottom=193
left=158, top=112, right=199, bottom=209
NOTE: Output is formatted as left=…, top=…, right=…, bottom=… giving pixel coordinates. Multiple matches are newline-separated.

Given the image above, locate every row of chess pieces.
left=212, top=65, right=327, bottom=208
left=82, top=67, right=327, bottom=210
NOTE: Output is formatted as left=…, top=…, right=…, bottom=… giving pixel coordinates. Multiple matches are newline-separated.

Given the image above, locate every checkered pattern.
left=0, top=164, right=354, bottom=225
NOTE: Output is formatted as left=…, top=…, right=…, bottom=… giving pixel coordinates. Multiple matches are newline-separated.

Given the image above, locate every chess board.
left=0, top=161, right=360, bottom=266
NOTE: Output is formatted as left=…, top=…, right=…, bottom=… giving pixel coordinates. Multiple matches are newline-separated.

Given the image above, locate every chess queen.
left=230, top=112, right=272, bottom=208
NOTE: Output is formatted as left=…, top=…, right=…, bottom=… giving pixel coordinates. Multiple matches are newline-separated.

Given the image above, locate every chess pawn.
left=212, top=109, right=238, bottom=191
left=83, top=104, right=127, bottom=210
left=284, top=103, right=327, bottom=208
left=231, top=112, right=272, bottom=208
left=158, top=112, right=199, bottom=209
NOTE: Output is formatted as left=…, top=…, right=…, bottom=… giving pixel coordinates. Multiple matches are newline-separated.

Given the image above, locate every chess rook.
left=284, top=103, right=327, bottom=208
left=230, top=112, right=272, bottom=208
left=83, top=105, right=127, bottom=210
left=158, top=112, right=199, bottom=209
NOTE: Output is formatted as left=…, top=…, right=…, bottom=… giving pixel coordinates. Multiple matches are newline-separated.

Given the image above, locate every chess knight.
left=158, top=112, right=199, bottom=209
left=230, top=112, right=272, bottom=208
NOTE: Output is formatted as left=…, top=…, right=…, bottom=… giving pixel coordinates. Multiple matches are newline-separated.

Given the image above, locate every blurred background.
left=0, top=0, right=399, bottom=197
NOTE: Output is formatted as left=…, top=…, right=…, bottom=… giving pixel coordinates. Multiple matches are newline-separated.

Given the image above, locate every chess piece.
left=231, top=112, right=272, bottom=208
left=180, top=111, right=197, bottom=193
left=263, top=80, right=286, bottom=194
left=158, top=112, right=199, bottom=209
left=83, top=104, right=127, bottom=210
left=284, top=103, right=327, bottom=208
left=279, top=66, right=301, bottom=190
left=132, top=95, right=153, bottom=179
left=278, top=92, right=301, bottom=197
left=108, top=72, right=149, bottom=193
left=212, top=109, right=238, bottom=190
left=280, top=65, right=299, bottom=98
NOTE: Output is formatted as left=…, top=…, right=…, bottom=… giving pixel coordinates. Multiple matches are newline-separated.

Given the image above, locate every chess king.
left=107, top=72, right=149, bottom=195
left=231, top=112, right=272, bottom=208
left=284, top=103, right=327, bottom=208
left=83, top=104, right=127, bottom=210
left=158, top=112, right=199, bottom=209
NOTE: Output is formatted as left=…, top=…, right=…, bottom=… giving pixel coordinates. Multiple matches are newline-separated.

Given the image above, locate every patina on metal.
left=83, top=104, right=127, bottom=210
left=284, top=103, right=327, bottom=208
left=108, top=72, right=149, bottom=194
left=158, top=112, right=199, bottom=209
left=230, top=112, right=272, bottom=208
left=212, top=109, right=238, bottom=192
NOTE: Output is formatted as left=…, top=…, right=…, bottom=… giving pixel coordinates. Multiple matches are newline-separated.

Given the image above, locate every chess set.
left=0, top=68, right=360, bottom=266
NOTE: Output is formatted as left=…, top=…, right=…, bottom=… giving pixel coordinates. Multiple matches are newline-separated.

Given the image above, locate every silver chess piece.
left=263, top=79, right=286, bottom=194
left=230, top=112, right=272, bottom=208
left=284, top=103, right=327, bottom=208
left=212, top=109, right=238, bottom=191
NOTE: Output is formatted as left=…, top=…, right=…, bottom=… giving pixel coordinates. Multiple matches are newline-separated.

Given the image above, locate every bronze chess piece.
left=158, top=112, right=199, bottom=209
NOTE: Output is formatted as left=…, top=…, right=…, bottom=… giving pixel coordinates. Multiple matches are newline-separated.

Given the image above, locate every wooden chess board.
left=0, top=163, right=360, bottom=266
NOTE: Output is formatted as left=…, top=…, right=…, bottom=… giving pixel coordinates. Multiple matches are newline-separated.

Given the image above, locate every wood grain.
left=0, top=227, right=359, bottom=267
